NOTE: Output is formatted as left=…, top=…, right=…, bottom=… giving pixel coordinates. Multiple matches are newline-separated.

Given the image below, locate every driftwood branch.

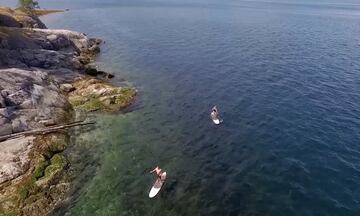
left=0, top=121, right=95, bottom=141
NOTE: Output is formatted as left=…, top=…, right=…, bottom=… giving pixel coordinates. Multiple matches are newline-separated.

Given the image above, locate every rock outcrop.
left=69, top=78, right=136, bottom=112
left=0, top=136, right=33, bottom=184
left=0, top=6, right=136, bottom=216
left=0, top=27, right=102, bottom=70
left=0, top=68, right=72, bottom=134
left=0, top=7, right=46, bottom=28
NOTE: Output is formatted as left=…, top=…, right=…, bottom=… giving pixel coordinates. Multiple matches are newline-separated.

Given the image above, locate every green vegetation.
left=68, top=95, right=104, bottom=112
left=18, top=177, right=37, bottom=200
left=79, top=98, right=104, bottom=112
left=18, top=0, right=40, bottom=12
left=17, top=153, right=66, bottom=202
left=44, top=154, right=67, bottom=178
left=68, top=95, right=88, bottom=107
left=117, top=87, right=137, bottom=106
left=3, top=210, right=18, bottom=216
left=69, top=78, right=137, bottom=112
left=32, top=158, right=48, bottom=180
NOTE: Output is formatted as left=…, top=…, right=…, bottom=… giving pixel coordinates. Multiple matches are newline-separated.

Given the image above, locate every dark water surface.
left=30, top=0, right=360, bottom=215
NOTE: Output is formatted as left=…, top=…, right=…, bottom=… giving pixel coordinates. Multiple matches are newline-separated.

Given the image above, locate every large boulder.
left=46, top=34, right=71, bottom=50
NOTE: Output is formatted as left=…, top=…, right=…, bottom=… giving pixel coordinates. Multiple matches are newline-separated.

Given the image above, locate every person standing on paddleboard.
left=150, top=166, right=165, bottom=181
left=211, top=105, right=219, bottom=120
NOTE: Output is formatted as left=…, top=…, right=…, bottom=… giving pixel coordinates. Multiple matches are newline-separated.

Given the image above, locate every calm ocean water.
left=7, top=0, right=360, bottom=215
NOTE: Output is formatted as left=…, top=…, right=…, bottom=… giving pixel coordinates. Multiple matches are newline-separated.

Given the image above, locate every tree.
left=18, top=0, right=40, bottom=13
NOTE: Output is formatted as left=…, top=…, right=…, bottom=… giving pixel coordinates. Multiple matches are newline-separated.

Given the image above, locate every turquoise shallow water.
left=25, top=0, right=360, bottom=215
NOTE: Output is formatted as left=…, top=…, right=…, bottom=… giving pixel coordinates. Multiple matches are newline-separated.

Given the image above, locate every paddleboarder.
left=150, top=166, right=165, bottom=181
left=149, top=166, right=167, bottom=198
left=211, top=105, right=218, bottom=120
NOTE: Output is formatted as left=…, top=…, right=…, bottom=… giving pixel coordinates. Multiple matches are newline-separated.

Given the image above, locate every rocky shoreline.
left=0, top=7, right=136, bottom=215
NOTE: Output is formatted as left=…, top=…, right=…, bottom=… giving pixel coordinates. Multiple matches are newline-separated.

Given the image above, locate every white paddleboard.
left=212, top=118, right=221, bottom=125
left=149, top=172, right=166, bottom=198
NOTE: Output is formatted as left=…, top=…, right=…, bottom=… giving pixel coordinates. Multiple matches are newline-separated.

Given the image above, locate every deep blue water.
left=8, top=0, right=360, bottom=215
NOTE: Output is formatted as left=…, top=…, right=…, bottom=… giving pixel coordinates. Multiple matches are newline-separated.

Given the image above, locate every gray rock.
left=20, top=99, right=33, bottom=109
left=1, top=90, right=9, bottom=97
left=88, top=38, right=102, bottom=46
left=0, top=37, right=9, bottom=49
left=98, top=71, right=114, bottom=79
left=0, top=136, right=34, bottom=184
left=38, top=119, right=56, bottom=126
left=0, top=94, right=5, bottom=108
left=6, top=91, right=26, bottom=106
left=0, top=116, right=8, bottom=124
left=0, top=123, right=12, bottom=136
left=12, top=119, right=28, bottom=133
left=85, top=67, right=98, bottom=76
left=18, top=14, right=46, bottom=29
left=72, top=59, right=84, bottom=70
left=89, top=45, right=100, bottom=53
left=0, top=108, right=9, bottom=118
left=60, top=84, right=75, bottom=93
left=0, top=14, right=21, bottom=28
left=46, top=34, right=57, bottom=41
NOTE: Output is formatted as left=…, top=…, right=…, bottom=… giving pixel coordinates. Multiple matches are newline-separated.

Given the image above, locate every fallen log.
left=0, top=121, right=95, bottom=141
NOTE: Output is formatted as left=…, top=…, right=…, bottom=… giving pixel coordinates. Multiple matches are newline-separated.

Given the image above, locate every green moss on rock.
left=68, top=95, right=88, bottom=107
left=44, top=154, right=67, bottom=178
left=69, top=78, right=137, bottom=112
left=79, top=97, right=104, bottom=112
left=117, top=87, right=137, bottom=106
left=18, top=178, right=37, bottom=200
left=32, top=158, right=48, bottom=180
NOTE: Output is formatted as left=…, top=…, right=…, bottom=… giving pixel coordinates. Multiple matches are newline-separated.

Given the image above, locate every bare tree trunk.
left=0, top=121, right=95, bottom=141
